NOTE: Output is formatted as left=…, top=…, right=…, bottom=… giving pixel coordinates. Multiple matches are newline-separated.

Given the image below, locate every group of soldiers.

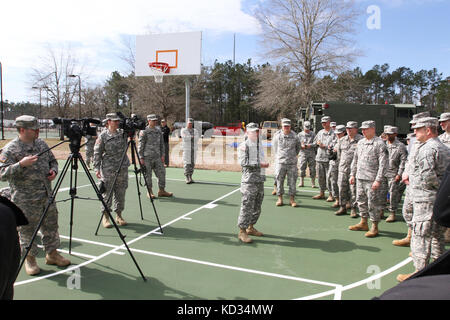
left=237, top=112, right=450, bottom=282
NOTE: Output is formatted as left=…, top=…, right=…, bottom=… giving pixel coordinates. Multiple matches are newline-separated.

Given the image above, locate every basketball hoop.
left=148, top=62, right=170, bottom=83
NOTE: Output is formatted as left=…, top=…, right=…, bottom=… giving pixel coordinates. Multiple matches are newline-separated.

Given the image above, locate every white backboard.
left=135, top=31, right=202, bottom=77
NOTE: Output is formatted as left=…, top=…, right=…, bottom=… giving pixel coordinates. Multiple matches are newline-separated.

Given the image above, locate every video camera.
left=53, top=118, right=100, bottom=141
left=116, top=112, right=146, bottom=136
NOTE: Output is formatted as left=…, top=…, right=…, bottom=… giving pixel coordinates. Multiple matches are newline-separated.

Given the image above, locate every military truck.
left=298, top=101, right=425, bottom=139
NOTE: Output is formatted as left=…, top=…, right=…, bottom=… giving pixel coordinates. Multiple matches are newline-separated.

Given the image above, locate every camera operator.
left=84, top=121, right=98, bottom=170
left=0, top=115, right=70, bottom=276
left=138, top=114, right=173, bottom=199
left=94, top=113, right=130, bottom=228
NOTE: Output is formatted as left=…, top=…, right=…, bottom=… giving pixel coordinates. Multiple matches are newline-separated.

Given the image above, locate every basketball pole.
left=185, top=78, right=190, bottom=122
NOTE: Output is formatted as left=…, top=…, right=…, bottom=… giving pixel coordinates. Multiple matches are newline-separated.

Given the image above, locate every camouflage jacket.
left=272, top=130, right=301, bottom=165
left=351, top=136, right=388, bottom=182
left=238, top=138, right=266, bottom=183
left=93, top=128, right=130, bottom=175
left=411, top=137, right=450, bottom=203
left=313, top=129, right=335, bottom=162
left=439, top=132, right=450, bottom=148
left=386, top=139, right=408, bottom=178
left=138, top=126, right=165, bottom=159
left=298, top=130, right=316, bottom=154
left=0, top=137, right=58, bottom=202
left=336, top=134, right=363, bottom=173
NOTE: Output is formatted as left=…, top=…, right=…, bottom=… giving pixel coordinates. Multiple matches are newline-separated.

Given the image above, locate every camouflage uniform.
left=402, top=139, right=421, bottom=228
left=439, top=132, right=450, bottom=148
left=336, top=132, right=363, bottom=209
left=298, top=130, right=316, bottom=179
left=272, top=128, right=301, bottom=196
left=410, top=133, right=449, bottom=271
left=385, top=137, right=408, bottom=213
left=181, top=121, right=200, bottom=179
left=313, top=127, right=335, bottom=192
left=326, top=132, right=339, bottom=199
left=237, top=133, right=265, bottom=229
left=0, top=137, right=60, bottom=257
left=138, top=125, right=166, bottom=191
left=94, top=127, right=130, bottom=216
left=351, top=128, right=388, bottom=223
left=84, top=133, right=97, bottom=168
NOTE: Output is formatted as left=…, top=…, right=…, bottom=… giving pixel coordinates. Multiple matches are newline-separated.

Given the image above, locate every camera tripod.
left=94, top=131, right=163, bottom=236
left=17, top=139, right=147, bottom=281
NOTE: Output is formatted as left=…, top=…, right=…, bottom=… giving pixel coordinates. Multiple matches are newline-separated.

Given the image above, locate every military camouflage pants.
left=144, top=157, right=166, bottom=191
left=402, top=187, right=414, bottom=228
left=338, top=171, right=356, bottom=208
left=276, top=164, right=298, bottom=196
left=379, top=178, right=389, bottom=211
left=327, top=160, right=339, bottom=198
left=411, top=202, right=446, bottom=271
left=17, top=197, right=60, bottom=257
left=101, top=168, right=129, bottom=215
left=298, top=151, right=316, bottom=178
left=316, top=161, right=329, bottom=192
left=356, top=179, right=384, bottom=222
left=238, top=182, right=264, bottom=229
left=85, top=143, right=95, bottom=167
left=387, top=178, right=406, bottom=213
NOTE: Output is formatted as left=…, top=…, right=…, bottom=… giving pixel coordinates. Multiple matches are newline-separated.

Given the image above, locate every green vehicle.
left=298, top=101, right=425, bottom=139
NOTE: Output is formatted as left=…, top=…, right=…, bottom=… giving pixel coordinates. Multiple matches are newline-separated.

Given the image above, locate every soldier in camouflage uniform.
left=397, top=117, right=450, bottom=282
left=271, top=128, right=281, bottom=195
left=272, top=118, right=301, bottom=207
left=0, top=115, right=70, bottom=276
left=312, top=116, right=335, bottom=200
left=335, top=121, right=363, bottom=217
left=181, top=118, right=200, bottom=184
left=297, top=121, right=316, bottom=188
left=384, top=126, right=408, bottom=223
left=438, top=112, right=450, bottom=243
left=326, top=125, right=343, bottom=207
left=138, top=114, right=173, bottom=199
left=393, top=112, right=430, bottom=247
left=237, top=123, right=269, bottom=243
left=94, top=113, right=130, bottom=228
left=84, top=122, right=98, bottom=170
left=349, top=120, right=388, bottom=238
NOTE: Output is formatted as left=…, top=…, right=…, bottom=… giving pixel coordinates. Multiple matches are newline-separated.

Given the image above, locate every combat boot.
left=290, top=196, right=298, bottom=207
left=298, top=177, right=304, bottom=187
left=185, top=176, right=190, bottom=184
left=350, top=208, right=358, bottom=218
left=335, top=206, right=347, bottom=216
left=392, top=228, right=412, bottom=247
left=246, top=225, right=263, bottom=237
left=190, top=175, right=195, bottom=183
left=331, top=199, right=340, bottom=208
left=102, top=214, right=112, bottom=228
left=158, top=189, right=173, bottom=197
left=379, top=210, right=385, bottom=220
left=25, top=255, right=41, bottom=276
left=146, top=190, right=156, bottom=199
left=326, top=194, right=334, bottom=202
left=345, top=203, right=351, bottom=210
left=115, top=212, right=128, bottom=226
left=365, top=222, right=379, bottom=238
left=396, top=270, right=417, bottom=282
left=311, top=178, right=317, bottom=188
left=271, top=185, right=277, bottom=195
left=349, top=218, right=369, bottom=231
left=386, top=211, right=396, bottom=223
left=238, top=229, right=252, bottom=243
left=45, top=250, right=71, bottom=267
left=444, top=229, right=450, bottom=243
left=312, top=191, right=325, bottom=200
left=276, top=196, right=283, bottom=206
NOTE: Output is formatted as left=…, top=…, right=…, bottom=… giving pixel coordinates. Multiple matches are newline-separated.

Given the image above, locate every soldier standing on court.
left=335, top=121, right=363, bottom=217
left=84, top=121, right=97, bottom=170
left=237, top=123, right=269, bottom=243
left=312, top=116, right=335, bottom=200
left=272, top=118, right=301, bottom=207
left=384, top=126, right=407, bottom=223
left=297, top=121, right=317, bottom=188
left=161, top=119, right=171, bottom=167
left=138, top=114, right=173, bottom=199
left=397, top=117, right=450, bottom=282
left=326, top=125, right=342, bottom=207
left=181, top=118, right=200, bottom=184
left=438, top=112, right=450, bottom=243
left=349, top=120, right=388, bottom=238
left=94, top=113, right=130, bottom=228
left=0, top=115, right=70, bottom=276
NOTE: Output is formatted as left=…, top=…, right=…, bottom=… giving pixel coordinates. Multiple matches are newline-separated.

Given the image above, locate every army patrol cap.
left=281, top=118, right=291, bottom=126
left=14, top=115, right=39, bottom=130
left=385, top=126, right=398, bottom=134
left=304, top=121, right=311, bottom=129
left=438, top=112, right=450, bottom=122
left=409, top=111, right=430, bottom=124
left=321, top=116, right=331, bottom=123
left=335, top=125, right=346, bottom=134
left=147, top=114, right=158, bottom=121
left=105, top=113, right=120, bottom=121
left=411, top=117, right=439, bottom=129
left=187, top=118, right=194, bottom=124
left=346, top=121, right=358, bottom=129
left=246, top=122, right=259, bottom=132
left=360, top=120, right=376, bottom=129
left=330, top=122, right=336, bottom=127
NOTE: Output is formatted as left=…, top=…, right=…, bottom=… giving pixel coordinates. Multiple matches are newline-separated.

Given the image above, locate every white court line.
left=37, top=244, right=97, bottom=260
left=15, top=187, right=241, bottom=286
left=59, top=235, right=125, bottom=256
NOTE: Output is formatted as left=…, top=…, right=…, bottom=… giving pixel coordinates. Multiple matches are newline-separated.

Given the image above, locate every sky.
left=1, top=0, right=449, bottom=104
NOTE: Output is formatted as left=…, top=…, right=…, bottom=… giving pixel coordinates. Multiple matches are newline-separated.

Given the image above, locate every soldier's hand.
left=402, top=173, right=409, bottom=185
left=372, top=181, right=381, bottom=191
left=140, top=159, right=145, bottom=166
left=261, top=162, right=269, bottom=168
left=47, top=170, right=56, bottom=181
left=96, top=170, right=102, bottom=179
left=161, top=156, right=164, bottom=164
left=349, top=176, right=355, bottom=185
left=19, top=155, right=38, bottom=168
left=394, top=175, right=401, bottom=183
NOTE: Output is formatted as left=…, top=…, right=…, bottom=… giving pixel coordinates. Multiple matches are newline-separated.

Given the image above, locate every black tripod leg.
left=130, top=141, right=144, bottom=220
left=68, top=157, right=79, bottom=254
left=78, top=155, right=147, bottom=281
left=139, top=162, right=164, bottom=234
